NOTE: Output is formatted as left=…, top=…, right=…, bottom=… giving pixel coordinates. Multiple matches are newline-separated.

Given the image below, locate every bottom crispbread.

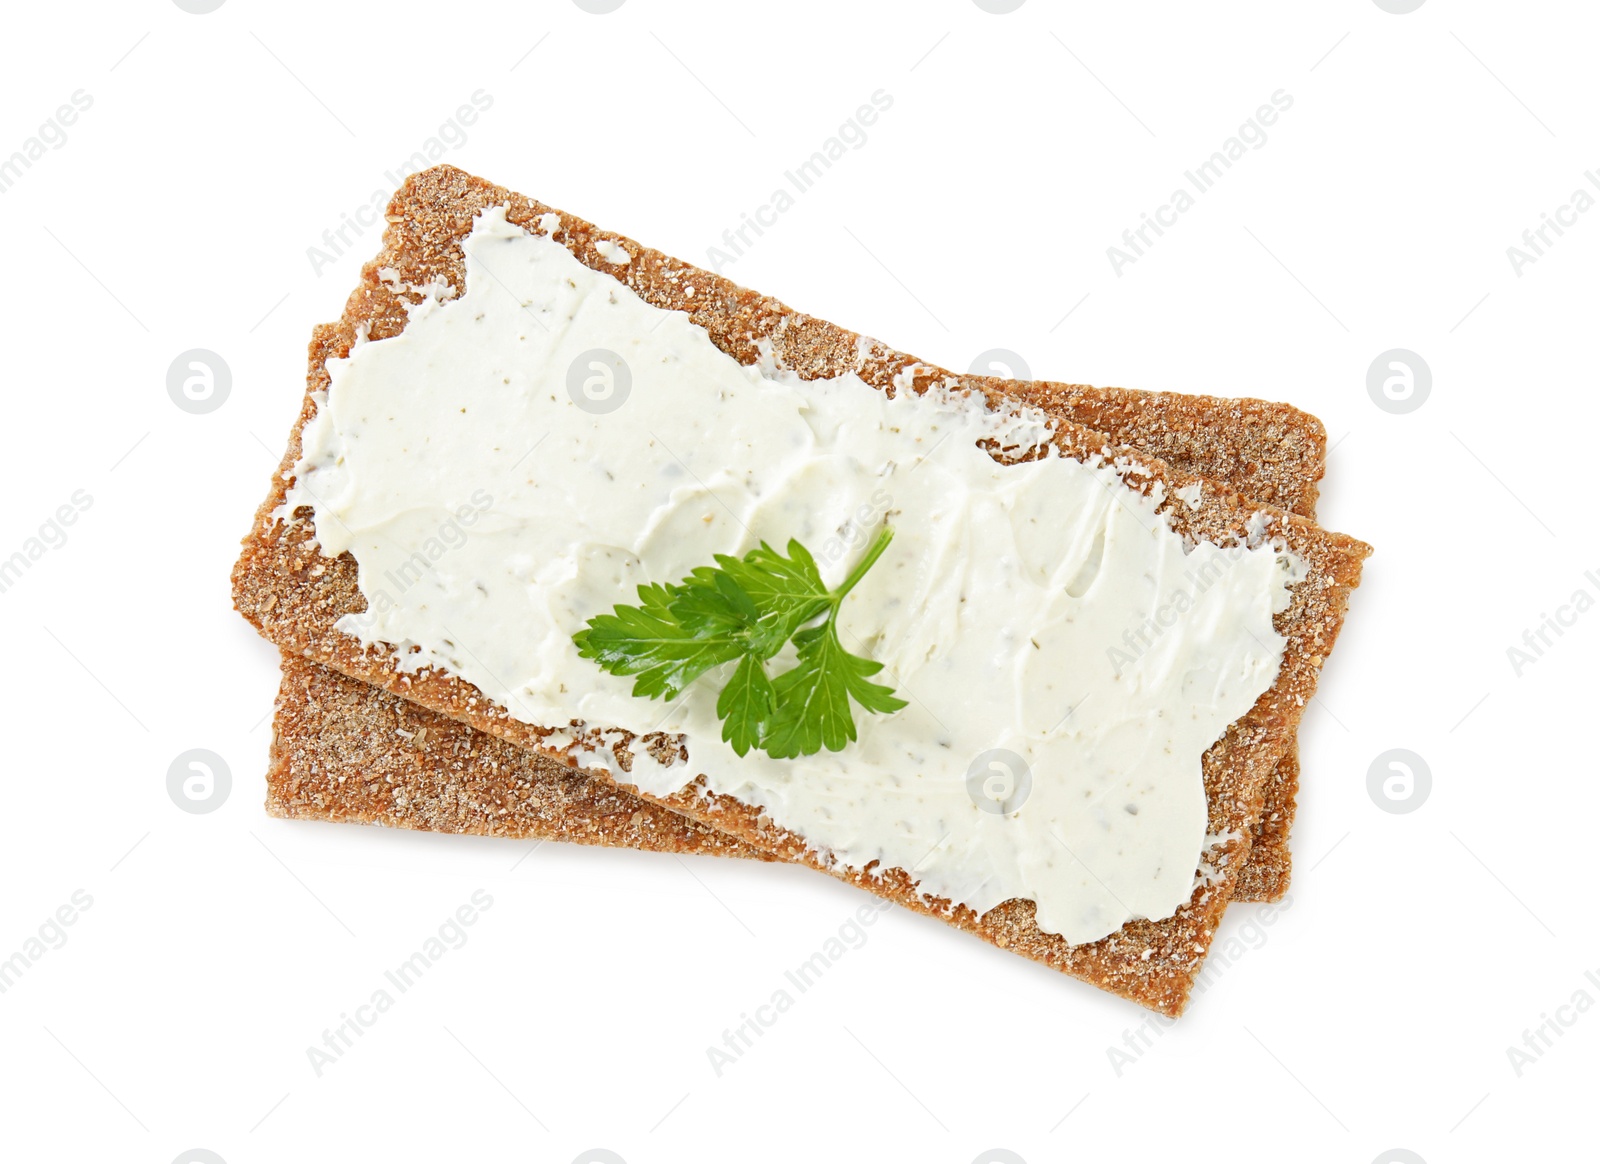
left=1233, top=747, right=1298, bottom=902
left=269, top=652, right=762, bottom=861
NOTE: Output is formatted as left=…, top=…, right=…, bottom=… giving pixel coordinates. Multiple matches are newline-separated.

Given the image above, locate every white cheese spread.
left=286, top=206, right=1300, bottom=944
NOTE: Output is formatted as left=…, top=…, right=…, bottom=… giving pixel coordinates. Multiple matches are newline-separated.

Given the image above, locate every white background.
left=1, top=1, right=1594, bottom=1162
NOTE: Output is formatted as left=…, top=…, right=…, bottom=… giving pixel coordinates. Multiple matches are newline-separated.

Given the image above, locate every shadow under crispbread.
left=235, top=165, right=1369, bottom=1013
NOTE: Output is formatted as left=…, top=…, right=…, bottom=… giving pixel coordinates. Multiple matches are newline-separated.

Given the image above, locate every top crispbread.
left=233, top=165, right=1368, bottom=1014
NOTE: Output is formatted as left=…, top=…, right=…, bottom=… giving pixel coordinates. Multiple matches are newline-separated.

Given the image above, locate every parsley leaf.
left=574, top=526, right=907, bottom=758
left=716, top=653, right=776, bottom=756
left=571, top=582, right=744, bottom=701
left=762, top=621, right=904, bottom=758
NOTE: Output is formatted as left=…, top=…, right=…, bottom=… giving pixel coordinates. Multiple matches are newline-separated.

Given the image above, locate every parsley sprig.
left=573, top=526, right=907, bottom=758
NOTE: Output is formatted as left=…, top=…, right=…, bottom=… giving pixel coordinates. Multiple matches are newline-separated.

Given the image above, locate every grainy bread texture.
left=272, top=392, right=1323, bottom=898
left=234, top=165, right=1369, bottom=1013
left=270, top=653, right=763, bottom=859
left=1013, top=381, right=1324, bottom=518
left=1232, top=747, right=1298, bottom=902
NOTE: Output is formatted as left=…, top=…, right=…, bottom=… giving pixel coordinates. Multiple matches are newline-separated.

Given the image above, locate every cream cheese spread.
left=286, top=206, right=1301, bottom=944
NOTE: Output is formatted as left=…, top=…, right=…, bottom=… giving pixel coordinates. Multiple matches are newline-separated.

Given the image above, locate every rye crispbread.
left=234, top=165, right=1369, bottom=1013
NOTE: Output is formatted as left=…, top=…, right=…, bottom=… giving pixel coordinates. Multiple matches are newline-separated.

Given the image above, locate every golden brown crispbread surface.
left=234, top=165, right=1368, bottom=1013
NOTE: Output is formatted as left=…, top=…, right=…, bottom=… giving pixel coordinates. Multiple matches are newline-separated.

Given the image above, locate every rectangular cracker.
left=272, top=379, right=1324, bottom=898
left=234, top=165, right=1369, bottom=1013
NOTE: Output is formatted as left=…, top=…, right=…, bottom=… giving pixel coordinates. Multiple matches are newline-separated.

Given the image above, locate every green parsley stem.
left=832, top=524, right=895, bottom=604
